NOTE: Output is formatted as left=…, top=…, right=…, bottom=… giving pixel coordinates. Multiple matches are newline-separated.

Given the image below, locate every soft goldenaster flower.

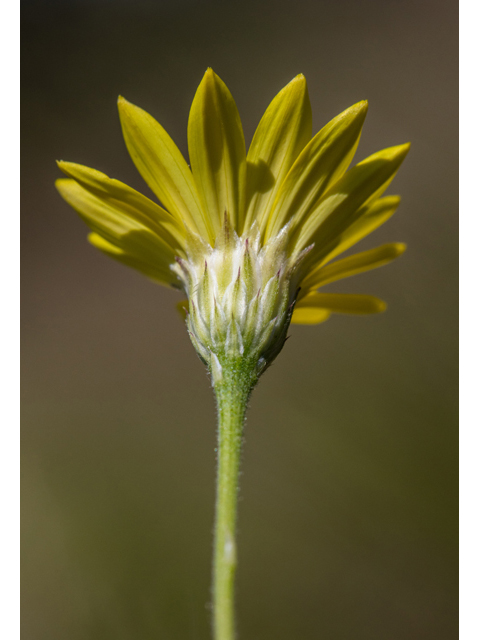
left=56, top=69, right=410, bottom=640
left=56, top=69, right=408, bottom=379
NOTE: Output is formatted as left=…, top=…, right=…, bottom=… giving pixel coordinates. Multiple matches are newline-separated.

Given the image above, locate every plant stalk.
left=212, top=358, right=257, bottom=640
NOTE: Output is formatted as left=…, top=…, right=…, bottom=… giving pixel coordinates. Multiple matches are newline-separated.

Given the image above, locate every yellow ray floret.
left=292, top=293, right=387, bottom=325
left=118, top=96, right=212, bottom=241
left=301, top=242, right=406, bottom=292
left=265, top=100, right=369, bottom=241
left=188, top=68, right=247, bottom=235
left=243, top=74, right=312, bottom=234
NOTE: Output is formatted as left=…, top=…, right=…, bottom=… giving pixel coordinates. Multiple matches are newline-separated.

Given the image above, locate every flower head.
left=56, top=69, right=408, bottom=378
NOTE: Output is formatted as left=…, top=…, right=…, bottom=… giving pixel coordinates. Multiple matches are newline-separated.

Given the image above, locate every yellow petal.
left=57, top=161, right=185, bottom=253
left=301, top=242, right=406, bottom=292
left=188, top=68, right=246, bottom=234
left=265, top=101, right=368, bottom=240
left=88, top=233, right=175, bottom=285
left=243, top=74, right=312, bottom=234
left=293, top=144, right=410, bottom=266
left=56, top=178, right=177, bottom=283
left=322, top=195, right=401, bottom=264
left=117, top=96, right=212, bottom=241
left=291, top=307, right=331, bottom=325
left=296, top=292, right=387, bottom=315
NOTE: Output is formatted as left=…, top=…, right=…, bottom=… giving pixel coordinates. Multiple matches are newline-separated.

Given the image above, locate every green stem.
left=212, top=358, right=257, bottom=640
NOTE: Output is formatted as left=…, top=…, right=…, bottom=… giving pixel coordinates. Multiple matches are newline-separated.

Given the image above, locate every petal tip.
left=203, top=67, right=217, bottom=82
left=56, top=159, right=73, bottom=173
left=198, top=68, right=222, bottom=94
left=340, top=99, right=368, bottom=125
left=293, top=73, right=307, bottom=85
left=54, top=177, right=73, bottom=194
left=355, top=99, right=369, bottom=115
left=390, top=142, right=411, bottom=165
left=117, top=95, right=134, bottom=113
left=393, top=142, right=411, bottom=159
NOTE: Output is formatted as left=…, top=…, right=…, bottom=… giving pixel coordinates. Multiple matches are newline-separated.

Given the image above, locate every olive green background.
left=22, top=0, right=458, bottom=638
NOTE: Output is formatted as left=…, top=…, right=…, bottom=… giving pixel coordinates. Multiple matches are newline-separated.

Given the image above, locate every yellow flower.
left=56, top=69, right=408, bottom=374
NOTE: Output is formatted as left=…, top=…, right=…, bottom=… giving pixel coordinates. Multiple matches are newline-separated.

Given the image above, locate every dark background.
left=22, top=1, right=458, bottom=638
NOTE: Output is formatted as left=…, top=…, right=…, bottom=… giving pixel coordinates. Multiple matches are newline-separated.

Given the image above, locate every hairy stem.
left=212, top=358, right=257, bottom=640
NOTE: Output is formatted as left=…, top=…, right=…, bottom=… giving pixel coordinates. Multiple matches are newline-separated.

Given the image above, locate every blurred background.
left=21, top=0, right=458, bottom=638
